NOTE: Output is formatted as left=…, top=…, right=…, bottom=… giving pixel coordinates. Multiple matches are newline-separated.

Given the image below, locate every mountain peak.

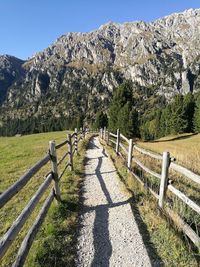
left=1, top=8, right=200, bottom=129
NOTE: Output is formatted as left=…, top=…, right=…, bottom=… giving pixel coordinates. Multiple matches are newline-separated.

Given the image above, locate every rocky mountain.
left=0, top=55, right=25, bottom=104
left=1, top=8, right=200, bottom=133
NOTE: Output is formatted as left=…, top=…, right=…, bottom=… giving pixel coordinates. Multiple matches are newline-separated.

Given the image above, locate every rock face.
left=0, top=55, right=25, bottom=104
left=1, top=8, right=200, bottom=124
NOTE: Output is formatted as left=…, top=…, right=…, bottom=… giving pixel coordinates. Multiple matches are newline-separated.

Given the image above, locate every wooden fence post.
left=80, top=127, right=84, bottom=140
left=107, top=130, right=110, bottom=145
left=86, top=128, right=88, bottom=135
left=116, top=129, right=120, bottom=154
left=159, top=151, right=170, bottom=208
left=100, top=128, right=103, bottom=139
left=49, top=141, right=61, bottom=202
left=127, top=139, right=133, bottom=169
left=67, top=134, right=73, bottom=171
left=75, top=128, right=78, bottom=154
left=103, top=127, right=106, bottom=140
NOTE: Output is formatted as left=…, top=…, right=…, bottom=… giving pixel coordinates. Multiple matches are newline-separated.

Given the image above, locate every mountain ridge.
left=1, top=8, right=200, bottom=133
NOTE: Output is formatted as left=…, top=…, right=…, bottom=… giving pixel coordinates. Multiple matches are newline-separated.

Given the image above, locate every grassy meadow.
left=0, top=131, right=89, bottom=267
left=137, top=133, right=200, bottom=174
left=136, top=133, right=200, bottom=251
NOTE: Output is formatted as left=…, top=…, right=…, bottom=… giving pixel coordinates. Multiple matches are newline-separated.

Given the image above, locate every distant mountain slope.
left=1, top=8, right=200, bottom=130
left=0, top=55, right=25, bottom=104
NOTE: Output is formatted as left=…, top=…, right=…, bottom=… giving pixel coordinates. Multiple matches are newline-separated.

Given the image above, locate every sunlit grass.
left=137, top=133, right=200, bottom=239
left=0, top=131, right=89, bottom=267
left=137, top=133, right=200, bottom=175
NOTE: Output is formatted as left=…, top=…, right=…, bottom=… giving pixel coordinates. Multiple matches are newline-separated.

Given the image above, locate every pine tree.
left=170, top=95, right=187, bottom=134
left=194, top=94, right=200, bottom=132
left=118, top=103, right=133, bottom=137
left=109, top=82, right=133, bottom=132
left=76, top=114, right=84, bottom=129
left=159, top=107, right=171, bottom=136
left=94, top=111, right=108, bottom=129
left=183, top=93, right=195, bottom=132
left=109, top=82, right=139, bottom=137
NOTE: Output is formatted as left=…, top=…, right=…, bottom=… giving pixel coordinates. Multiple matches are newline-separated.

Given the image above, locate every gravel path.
left=76, top=137, right=152, bottom=267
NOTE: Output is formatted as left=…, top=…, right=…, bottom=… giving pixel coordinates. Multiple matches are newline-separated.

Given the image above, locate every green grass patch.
left=0, top=131, right=90, bottom=267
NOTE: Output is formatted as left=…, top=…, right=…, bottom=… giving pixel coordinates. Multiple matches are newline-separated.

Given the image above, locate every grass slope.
left=0, top=131, right=89, bottom=267
left=138, top=133, right=200, bottom=175
left=137, top=133, right=200, bottom=233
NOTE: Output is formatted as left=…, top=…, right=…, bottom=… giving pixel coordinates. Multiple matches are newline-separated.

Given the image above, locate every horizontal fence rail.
left=119, top=143, right=128, bottom=154
left=99, top=127, right=200, bottom=248
left=0, top=128, right=90, bottom=266
left=12, top=190, right=54, bottom=267
left=134, top=145, right=163, bottom=160
left=0, top=173, right=53, bottom=259
left=120, top=133, right=129, bottom=144
left=132, top=158, right=161, bottom=180
left=170, top=162, right=200, bottom=185
left=0, top=154, right=50, bottom=209
left=110, top=132, right=117, bottom=138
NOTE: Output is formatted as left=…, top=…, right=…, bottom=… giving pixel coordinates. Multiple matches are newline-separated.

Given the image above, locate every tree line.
left=94, top=82, right=200, bottom=140
left=0, top=114, right=84, bottom=137
left=1, top=81, right=200, bottom=139
left=140, top=92, right=200, bottom=140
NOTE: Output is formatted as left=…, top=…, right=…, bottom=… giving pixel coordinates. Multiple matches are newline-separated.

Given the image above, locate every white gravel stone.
left=76, top=137, right=152, bottom=267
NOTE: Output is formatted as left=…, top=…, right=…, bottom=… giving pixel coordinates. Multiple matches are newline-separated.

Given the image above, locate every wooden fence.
left=0, top=128, right=88, bottom=266
left=100, top=127, right=200, bottom=248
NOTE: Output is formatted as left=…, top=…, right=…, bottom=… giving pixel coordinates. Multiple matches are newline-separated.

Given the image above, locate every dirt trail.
left=76, top=137, right=156, bottom=267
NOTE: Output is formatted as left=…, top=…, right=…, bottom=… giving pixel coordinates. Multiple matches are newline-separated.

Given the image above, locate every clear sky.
left=0, top=0, right=200, bottom=60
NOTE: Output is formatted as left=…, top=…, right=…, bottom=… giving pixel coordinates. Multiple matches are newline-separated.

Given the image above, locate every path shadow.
left=88, top=138, right=100, bottom=149
left=85, top=170, right=116, bottom=176
left=79, top=138, right=164, bottom=266
left=94, top=154, right=164, bottom=266
left=91, top=156, right=112, bottom=267
left=102, top=148, right=108, bottom=158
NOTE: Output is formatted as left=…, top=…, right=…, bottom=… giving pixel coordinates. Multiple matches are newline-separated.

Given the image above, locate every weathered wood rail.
left=0, top=128, right=89, bottom=266
left=100, top=127, right=200, bottom=248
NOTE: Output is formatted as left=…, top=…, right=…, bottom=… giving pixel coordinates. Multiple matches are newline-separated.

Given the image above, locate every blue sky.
left=0, top=0, right=200, bottom=59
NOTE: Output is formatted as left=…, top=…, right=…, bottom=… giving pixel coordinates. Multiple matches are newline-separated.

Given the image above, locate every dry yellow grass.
left=137, top=133, right=200, bottom=175
left=137, top=133, right=200, bottom=235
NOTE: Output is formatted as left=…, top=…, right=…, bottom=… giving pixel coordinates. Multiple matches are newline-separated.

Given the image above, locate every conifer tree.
left=170, top=95, right=187, bottom=134
left=109, top=82, right=133, bottom=131
left=183, top=93, right=195, bottom=132
left=109, top=82, right=139, bottom=138
left=76, top=114, right=84, bottom=129
left=194, top=94, right=200, bottom=132
left=159, top=107, right=172, bottom=136
left=118, top=103, right=138, bottom=138
left=94, top=111, right=108, bottom=129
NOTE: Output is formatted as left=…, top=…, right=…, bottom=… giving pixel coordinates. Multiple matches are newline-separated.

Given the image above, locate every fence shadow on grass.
left=130, top=200, right=164, bottom=266
left=114, top=164, right=164, bottom=266
left=149, top=133, right=198, bottom=143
